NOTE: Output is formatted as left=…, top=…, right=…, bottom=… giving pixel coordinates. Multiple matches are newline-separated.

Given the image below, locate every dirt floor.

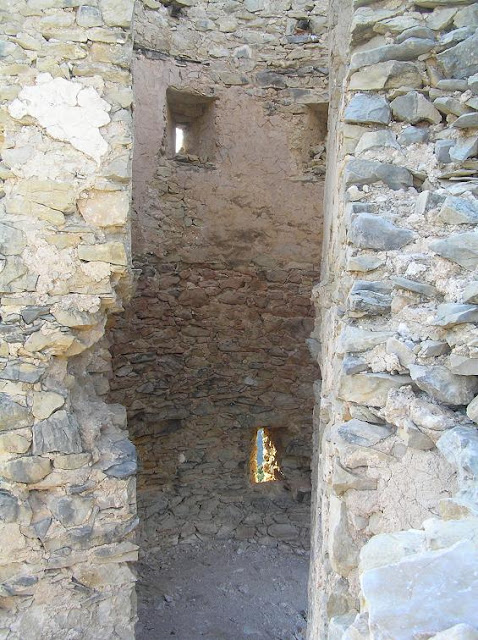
left=136, top=540, right=310, bottom=640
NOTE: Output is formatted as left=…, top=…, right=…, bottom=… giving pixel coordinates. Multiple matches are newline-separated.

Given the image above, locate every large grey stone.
left=470, top=73, right=478, bottom=94
left=391, top=276, right=438, bottom=298
left=408, top=364, right=478, bottom=405
left=0, top=456, right=51, bottom=484
left=0, top=224, right=25, bottom=256
left=449, top=135, right=478, bottom=162
left=433, top=303, right=478, bottom=327
left=0, top=393, right=32, bottom=431
left=0, top=490, right=19, bottom=523
left=349, top=61, right=423, bottom=91
left=398, top=126, right=429, bottom=145
left=344, top=93, right=391, bottom=125
left=431, top=232, right=478, bottom=270
left=350, top=39, right=436, bottom=71
left=466, top=396, right=478, bottom=423
left=435, top=140, right=455, bottom=164
left=362, top=542, right=478, bottom=640
left=391, top=91, right=442, bottom=125
left=430, top=625, right=478, bottom=640
left=339, top=372, right=412, bottom=406
left=338, top=419, right=393, bottom=447
left=437, top=31, right=478, bottom=79
left=434, top=97, right=471, bottom=117
left=356, top=129, right=399, bottom=154
left=449, top=355, right=478, bottom=376
left=396, top=26, right=435, bottom=43
left=349, top=213, right=414, bottom=250
left=33, top=410, right=82, bottom=454
left=437, top=426, right=478, bottom=479
left=348, top=281, right=392, bottom=316
left=453, top=113, right=478, bottom=129
left=345, top=160, right=413, bottom=191
left=338, top=326, right=394, bottom=353
left=463, top=282, right=478, bottom=303
left=0, top=362, right=45, bottom=383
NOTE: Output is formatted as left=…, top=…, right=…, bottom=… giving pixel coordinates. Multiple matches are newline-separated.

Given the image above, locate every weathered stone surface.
left=0, top=362, right=45, bottom=383
left=348, top=281, right=392, bottom=316
left=329, top=495, right=358, bottom=576
left=434, top=97, right=471, bottom=117
left=32, top=410, right=82, bottom=454
left=345, top=160, right=413, bottom=191
left=386, top=337, right=416, bottom=367
left=0, top=490, right=19, bottom=523
left=450, top=355, right=478, bottom=376
left=0, top=224, right=25, bottom=256
left=391, top=91, right=442, bottom=125
left=349, top=213, right=414, bottom=250
left=344, top=94, right=391, bottom=125
left=463, top=282, right=478, bottom=304
left=401, top=128, right=431, bottom=148
left=437, top=426, right=478, bottom=478
left=391, top=276, right=438, bottom=298
left=0, top=393, right=32, bottom=431
left=32, top=392, right=65, bottom=421
left=467, top=396, right=478, bottom=424
left=349, top=61, right=423, bottom=91
left=408, top=364, right=478, bottom=405
left=420, top=340, right=450, bottom=358
left=430, top=624, right=478, bottom=640
left=362, top=542, right=478, bottom=640
left=437, top=197, right=478, bottom=224
left=338, top=326, right=394, bottom=353
left=356, top=129, right=399, bottom=154
left=449, top=135, right=478, bottom=163
left=431, top=233, right=478, bottom=270
left=0, top=456, right=51, bottom=484
left=453, top=113, right=478, bottom=129
left=76, top=5, right=103, bottom=27
left=98, top=0, right=134, bottom=27
left=78, top=242, right=128, bottom=265
left=78, top=190, right=129, bottom=227
left=350, top=39, right=436, bottom=71
left=347, top=254, right=384, bottom=272
left=339, top=373, right=412, bottom=406
left=359, top=530, right=426, bottom=572
left=338, top=419, right=393, bottom=447
left=435, top=140, right=455, bottom=164
left=434, top=303, right=478, bottom=327
left=437, top=32, right=478, bottom=79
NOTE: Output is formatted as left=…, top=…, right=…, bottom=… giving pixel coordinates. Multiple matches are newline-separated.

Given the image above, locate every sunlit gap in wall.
left=254, top=428, right=280, bottom=483
left=175, top=126, right=184, bottom=153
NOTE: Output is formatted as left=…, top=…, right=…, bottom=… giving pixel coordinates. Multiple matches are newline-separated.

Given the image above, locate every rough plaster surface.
left=9, top=74, right=110, bottom=162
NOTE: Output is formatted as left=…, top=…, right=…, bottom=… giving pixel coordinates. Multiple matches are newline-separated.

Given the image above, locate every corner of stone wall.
left=0, top=2, right=136, bottom=638
left=310, top=1, right=478, bottom=638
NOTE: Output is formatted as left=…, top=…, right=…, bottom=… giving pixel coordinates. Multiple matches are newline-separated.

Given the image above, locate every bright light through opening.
left=175, top=126, right=184, bottom=153
left=254, top=428, right=279, bottom=483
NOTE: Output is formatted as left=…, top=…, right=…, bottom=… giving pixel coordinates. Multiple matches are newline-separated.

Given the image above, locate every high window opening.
left=175, top=126, right=185, bottom=154
left=253, top=428, right=281, bottom=483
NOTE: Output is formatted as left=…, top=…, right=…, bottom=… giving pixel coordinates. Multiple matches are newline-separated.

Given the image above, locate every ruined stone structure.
left=1, top=0, right=478, bottom=639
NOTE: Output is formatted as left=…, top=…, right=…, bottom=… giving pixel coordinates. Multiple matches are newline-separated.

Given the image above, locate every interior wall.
left=108, top=38, right=326, bottom=548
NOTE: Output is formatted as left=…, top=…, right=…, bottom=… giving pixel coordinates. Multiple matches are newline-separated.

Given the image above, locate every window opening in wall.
left=253, top=428, right=280, bottom=483
left=175, top=126, right=185, bottom=154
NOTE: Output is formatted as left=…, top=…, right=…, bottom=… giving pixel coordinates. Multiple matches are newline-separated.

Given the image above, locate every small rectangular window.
left=252, top=427, right=280, bottom=483
left=175, top=126, right=185, bottom=154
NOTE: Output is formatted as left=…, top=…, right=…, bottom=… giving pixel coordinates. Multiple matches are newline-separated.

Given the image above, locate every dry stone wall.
left=309, top=1, right=478, bottom=638
left=0, top=2, right=137, bottom=639
left=108, top=0, right=329, bottom=550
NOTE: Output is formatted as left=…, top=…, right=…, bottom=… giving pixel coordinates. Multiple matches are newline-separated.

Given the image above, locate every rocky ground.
left=136, top=541, right=309, bottom=640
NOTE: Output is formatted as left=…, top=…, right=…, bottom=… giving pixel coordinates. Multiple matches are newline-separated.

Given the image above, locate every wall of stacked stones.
left=0, top=1, right=138, bottom=638
left=309, top=0, right=478, bottom=638
left=108, top=0, right=329, bottom=550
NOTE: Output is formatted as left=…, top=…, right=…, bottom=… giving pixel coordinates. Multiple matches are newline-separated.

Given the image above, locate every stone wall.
left=108, top=0, right=329, bottom=550
left=310, top=1, right=478, bottom=638
left=0, top=2, right=137, bottom=638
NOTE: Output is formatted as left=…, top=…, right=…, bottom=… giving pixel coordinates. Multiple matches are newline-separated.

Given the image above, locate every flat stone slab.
left=362, top=541, right=478, bottom=640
